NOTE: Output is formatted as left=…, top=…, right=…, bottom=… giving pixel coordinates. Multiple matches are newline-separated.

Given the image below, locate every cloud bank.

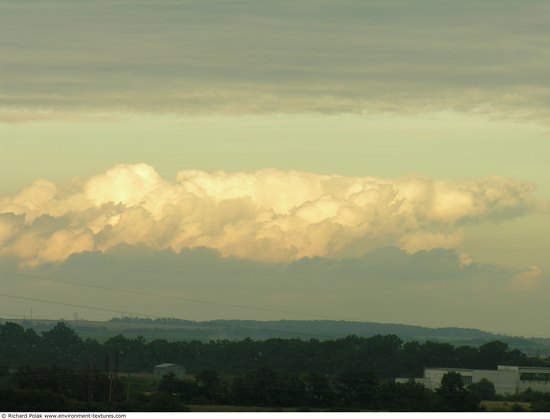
left=0, top=163, right=538, bottom=266
left=0, top=245, right=545, bottom=333
left=1, top=0, right=550, bottom=123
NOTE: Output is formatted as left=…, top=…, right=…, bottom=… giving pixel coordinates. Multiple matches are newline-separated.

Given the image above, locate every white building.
left=154, top=363, right=186, bottom=380
left=396, top=365, right=550, bottom=395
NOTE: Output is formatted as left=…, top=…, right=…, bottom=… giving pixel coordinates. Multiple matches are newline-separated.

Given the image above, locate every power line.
left=0, top=292, right=337, bottom=340
left=0, top=310, right=25, bottom=318
left=0, top=292, right=167, bottom=319
left=0, top=269, right=363, bottom=322
left=0, top=269, right=370, bottom=340
left=5, top=270, right=543, bottom=340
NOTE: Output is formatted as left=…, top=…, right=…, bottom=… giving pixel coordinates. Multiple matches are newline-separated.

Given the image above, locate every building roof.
left=154, top=363, right=181, bottom=368
left=425, top=368, right=473, bottom=372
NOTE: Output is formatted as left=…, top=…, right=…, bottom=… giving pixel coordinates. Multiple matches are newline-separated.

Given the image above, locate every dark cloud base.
left=27, top=244, right=507, bottom=285
left=1, top=244, right=542, bottom=337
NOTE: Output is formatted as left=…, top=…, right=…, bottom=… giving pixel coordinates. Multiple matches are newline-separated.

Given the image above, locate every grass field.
left=481, top=401, right=531, bottom=412
left=125, top=373, right=158, bottom=393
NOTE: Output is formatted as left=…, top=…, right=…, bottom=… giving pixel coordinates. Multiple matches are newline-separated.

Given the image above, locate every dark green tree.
left=468, top=378, right=496, bottom=401
left=479, top=341, right=510, bottom=369
left=231, top=366, right=305, bottom=407
left=195, top=369, right=224, bottom=402
left=336, top=370, right=378, bottom=408
left=42, top=323, right=83, bottom=366
left=376, top=380, right=434, bottom=411
left=303, top=372, right=336, bottom=407
left=0, top=323, right=40, bottom=365
left=435, top=372, right=480, bottom=411
left=531, top=400, right=550, bottom=412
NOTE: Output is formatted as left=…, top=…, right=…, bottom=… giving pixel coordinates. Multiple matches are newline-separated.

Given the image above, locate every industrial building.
left=396, top=365, right=550, bottom=395
left=154, top=363, right=186, bottom=380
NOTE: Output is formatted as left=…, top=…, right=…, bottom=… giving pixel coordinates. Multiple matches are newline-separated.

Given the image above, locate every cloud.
left=32, top=245, right=509, bottom=286
left=1, top=1, right=550, bottom=123
left=289, top=246, right=480, bottom=282
left=0, top=163, right=539, bottom=266
left=397, top=230, right=464, bottom=254
left=508, top=266, right=544, bottom=292
left=0, top=245, right=539, bottom=332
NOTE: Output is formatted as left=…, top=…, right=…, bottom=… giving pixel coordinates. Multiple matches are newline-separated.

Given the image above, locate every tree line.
left=2, top=321, right=550, bottom=411
left=3, top=362, right=550, bottom=411
left=2, top=321, right=547, bottom=376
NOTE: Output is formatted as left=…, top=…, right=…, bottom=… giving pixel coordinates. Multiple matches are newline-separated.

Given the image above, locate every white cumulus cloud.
left=0, top=163, right=538, bottom=266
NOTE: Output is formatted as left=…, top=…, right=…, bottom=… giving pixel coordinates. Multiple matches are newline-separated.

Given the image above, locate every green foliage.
left=469, top=378, right=496, bottom=400
left=2, top=322, right=548, bottom=377
left=513, top=388, right=550, bottom=403
left=232, top=366, right=306, bottom=407
left=376, top=380, right=434, bottom=411
left=302, top=372, right=337, bottom=407
left=435, top=372, right=481, bottom=411
left=336, top=370, right=378, bottom=408
left=2, top=322, right=550, bottom=411
left=0, top=323, right=41, bottom=366
left=158, top=372, right=180, bottom=393
left=531, top=400, right=550, bottom=411
left=10, top=365, right=115, bottom=403
left=440, top=371, right=466, bottom=393
left=0, top=389, right=68, bottom=411
left=121, top=392, right=189, bottom=412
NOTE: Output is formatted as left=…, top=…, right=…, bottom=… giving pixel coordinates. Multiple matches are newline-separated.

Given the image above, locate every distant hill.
left=3, top=317, right=549, bottom=355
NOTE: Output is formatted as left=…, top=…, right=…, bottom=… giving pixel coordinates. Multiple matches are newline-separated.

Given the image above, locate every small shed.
left=154, top=363, right=186, bottom=380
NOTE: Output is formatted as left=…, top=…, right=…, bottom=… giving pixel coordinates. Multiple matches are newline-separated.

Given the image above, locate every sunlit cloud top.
left=0, top=163, right=539, bottom=266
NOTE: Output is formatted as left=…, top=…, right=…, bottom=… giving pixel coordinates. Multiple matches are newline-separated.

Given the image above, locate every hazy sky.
left=1, top=0, right=549, bottom=336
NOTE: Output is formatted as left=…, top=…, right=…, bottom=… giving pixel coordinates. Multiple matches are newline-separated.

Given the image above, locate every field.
left=481, top=401, right=531, bottom=412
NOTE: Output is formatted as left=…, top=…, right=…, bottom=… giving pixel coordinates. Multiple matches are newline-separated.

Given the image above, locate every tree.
left=42, top=323, right=83, bottom=366
left=0, top=389, right=68, bottom=411
left=479, top=341, right=509, bottom=369
left=376, top=380, right=434, bottom=411
left=336, top=370, right=378, bottom=408
left=469, top=378, right=496, bottom=401
left=435, top=372, right=480, bottom=411
left=0, top=323, right=40, bottom=365
left=303, top=372, right=336, bottom=408
left=231, top=366, right=305, bottom=407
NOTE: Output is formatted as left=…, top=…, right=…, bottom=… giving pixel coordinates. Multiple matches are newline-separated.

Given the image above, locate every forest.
left=1, top=321, right=550, bottom=411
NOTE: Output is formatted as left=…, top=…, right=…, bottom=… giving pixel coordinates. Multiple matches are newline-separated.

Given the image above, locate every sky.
left=1, top=0, right=549, bottom=337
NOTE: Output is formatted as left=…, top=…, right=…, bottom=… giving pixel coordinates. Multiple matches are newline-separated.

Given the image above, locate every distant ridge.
left=2, top=316, right=548, bottom=355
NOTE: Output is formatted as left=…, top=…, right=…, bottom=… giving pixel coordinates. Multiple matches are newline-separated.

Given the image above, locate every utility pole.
left=87, top=360, right=94, bottom=403
left=113, top=349, right=119, bottom=409
left=108, top=351, right=113, bottom=404
left=126, top=373, right=131, bottom=401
